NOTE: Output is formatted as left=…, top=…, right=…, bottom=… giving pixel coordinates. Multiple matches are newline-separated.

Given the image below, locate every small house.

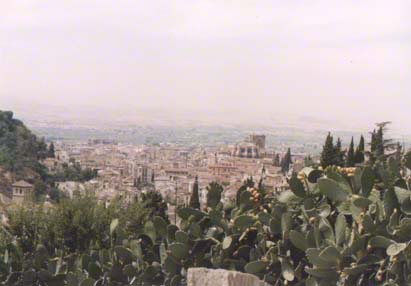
left=12, top=180, right=34, bottom=203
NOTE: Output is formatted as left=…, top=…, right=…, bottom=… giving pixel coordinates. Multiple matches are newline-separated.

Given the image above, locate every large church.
left=231, top=134, right=266, bottom=159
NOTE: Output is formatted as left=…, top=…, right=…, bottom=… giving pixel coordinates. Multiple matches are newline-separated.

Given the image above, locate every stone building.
left=231, top=134, right=266, bottom=159
left=208, top=163, right=237, bottom=178
left=135, top=164, right=154, bottom=184
left=231, top=142, right=260, bottom=158
left=248, top=134, right=266, bottom=150
left=12, top=180, right=34, bottom=203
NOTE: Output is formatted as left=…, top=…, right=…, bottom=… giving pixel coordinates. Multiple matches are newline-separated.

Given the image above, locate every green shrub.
left=2, top=128, right=411, bottom=285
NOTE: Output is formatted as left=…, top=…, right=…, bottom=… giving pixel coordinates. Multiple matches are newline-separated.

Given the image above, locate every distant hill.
left=0, top=110, right=48, bottom=182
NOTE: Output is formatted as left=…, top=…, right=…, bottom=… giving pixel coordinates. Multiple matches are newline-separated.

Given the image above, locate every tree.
left=37, top=137, right=48, bottom=160
left=81, top=168, right=98, bottom=181
left=375, top=126, right=384, bottom=157
left=34, top=179, right=47, bottom=201
left=281, top=148, right=292, bottom=173
left=49, top=187, right=62, bottom=202
left=48, top=142, right=55, bottom=158
left=370, top=130, right=376, bottom=153
left=0, top=110, right=48, bottom=175
left=189, top=176, right=200, bottom=209
left=369, top=130, right=377, bottom=163
left=320, top=132, right=335, bottom=168
left=346, top=137, right=355, bottom=167
left=334, top=138, right=344, bottom=166
left=369, top=122, right=395, bottom=163
left=52, top=164, right=97, bottom=182
left=354, top=135, right=365, bottom=164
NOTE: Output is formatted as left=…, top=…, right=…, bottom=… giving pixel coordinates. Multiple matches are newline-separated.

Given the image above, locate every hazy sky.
left=1, top=1, right=410, bottom=130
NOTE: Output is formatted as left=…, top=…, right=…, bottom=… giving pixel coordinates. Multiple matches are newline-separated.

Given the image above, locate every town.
left=7, top=134, right=303, bottom=217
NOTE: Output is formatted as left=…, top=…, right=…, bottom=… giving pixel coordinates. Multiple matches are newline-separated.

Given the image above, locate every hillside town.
left=12, top=134, right=302, bottom=216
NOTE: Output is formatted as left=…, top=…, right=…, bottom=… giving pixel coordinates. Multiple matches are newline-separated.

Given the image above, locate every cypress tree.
left=376, top=126, right=384, bottom=157
left=48, top=142, right=55, bottom=158
left=354, top=135, right=365, bottom=164
left=370, top=123, right=390, bottom=162
left=281, top=148, right=292, bottom=173
left=369, top=130, right=377, bottom=163
left=346, top=137, right=355, bottom=167
left=370, top=130, right=377, bottom=153
left=189, top=176, right=200, bottom=209
left=320, top=132, right=335, bottom=168
left=358, top=135, right=365, bottom=152
left=334, top=138, right=344, bottom=166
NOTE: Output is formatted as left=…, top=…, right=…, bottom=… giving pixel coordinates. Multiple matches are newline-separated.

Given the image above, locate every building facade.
left=12, top=180, right=34, bottom=203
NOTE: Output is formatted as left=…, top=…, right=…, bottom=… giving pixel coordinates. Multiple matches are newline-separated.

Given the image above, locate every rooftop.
left=12, top=180, right=33, bottom=188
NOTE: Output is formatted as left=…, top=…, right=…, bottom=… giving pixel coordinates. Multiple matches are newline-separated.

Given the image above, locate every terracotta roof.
left=12, top=180, right=33, bottom=188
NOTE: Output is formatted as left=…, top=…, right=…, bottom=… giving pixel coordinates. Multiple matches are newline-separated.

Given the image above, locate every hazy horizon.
left=1, top=1, right=410, bottom=132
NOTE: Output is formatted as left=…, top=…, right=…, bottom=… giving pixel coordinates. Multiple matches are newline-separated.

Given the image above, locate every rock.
left=187, top=268, right=270, bottom=286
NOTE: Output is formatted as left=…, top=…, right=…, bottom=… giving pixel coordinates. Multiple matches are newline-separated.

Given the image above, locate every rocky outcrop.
left=187, top=268, right=269, bottom=286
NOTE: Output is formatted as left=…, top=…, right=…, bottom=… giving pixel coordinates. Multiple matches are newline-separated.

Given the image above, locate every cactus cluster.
left=1, top=151, right=411, bottom=285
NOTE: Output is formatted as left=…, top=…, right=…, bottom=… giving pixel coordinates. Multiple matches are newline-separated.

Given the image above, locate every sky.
left=1, top=1, right=410, bottom=131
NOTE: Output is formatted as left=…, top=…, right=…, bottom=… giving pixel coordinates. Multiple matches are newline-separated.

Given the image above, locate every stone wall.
left=187, top=268, right=269, bottom=286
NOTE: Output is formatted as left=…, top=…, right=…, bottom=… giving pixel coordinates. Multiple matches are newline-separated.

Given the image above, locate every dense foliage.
left=0, top=111, right=48, bottom=178
left=321, top=132, right=366, bottom=169
left=0, top=110, right=98, bottom=203
left=0, top=192, right=167, bottom=285
left=52, top=161, right=98, bottom=183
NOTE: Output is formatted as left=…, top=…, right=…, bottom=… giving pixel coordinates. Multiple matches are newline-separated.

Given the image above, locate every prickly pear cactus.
left=2, top=152, right=411, bottom=286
